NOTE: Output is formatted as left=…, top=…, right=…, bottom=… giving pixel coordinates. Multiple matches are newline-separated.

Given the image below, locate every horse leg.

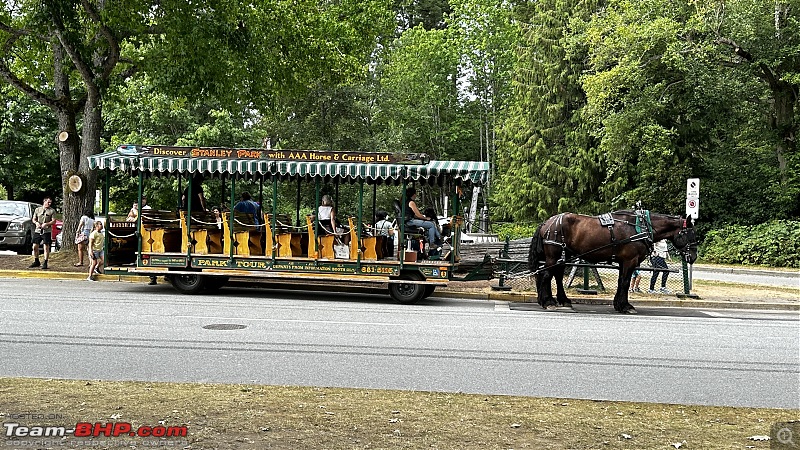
left=537, top=269, right=558, bottom=310
left=552, top=264, right=572, bottom=308
left=614, top=265, right=637, bottom=314
left=535, top=272, right=547, bottom=307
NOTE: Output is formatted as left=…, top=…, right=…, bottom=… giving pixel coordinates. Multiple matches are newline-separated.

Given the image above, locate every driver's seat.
left=393, top=199, right=426, bottom=255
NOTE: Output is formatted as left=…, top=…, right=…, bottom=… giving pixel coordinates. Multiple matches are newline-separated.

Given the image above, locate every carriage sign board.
left=686, top=178, right=700, bottom=219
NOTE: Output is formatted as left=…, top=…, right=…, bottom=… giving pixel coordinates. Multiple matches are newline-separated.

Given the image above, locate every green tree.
left=375, top=25, right=471, bottom=159
left=449, top=0, right=519, bottom=191
left=0, top=85, right=59, bottom=201
left=696, top=0, right=800, bottom=220
left=494, top=0, right=601, bottom=221
left=0, top=0, right=393, bottom=249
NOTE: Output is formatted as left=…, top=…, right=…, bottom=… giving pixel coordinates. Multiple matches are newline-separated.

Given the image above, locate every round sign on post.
left=686, top=178, right=700, bottom=219
left=686, top=198, right=699, bottom=219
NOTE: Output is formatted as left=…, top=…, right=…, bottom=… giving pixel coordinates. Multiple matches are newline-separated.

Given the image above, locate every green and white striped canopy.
left=88, top=151, right=490, bottom=186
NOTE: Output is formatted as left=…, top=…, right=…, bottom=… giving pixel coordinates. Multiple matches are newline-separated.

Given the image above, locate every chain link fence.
left=495, top=241, right=692, bottom=297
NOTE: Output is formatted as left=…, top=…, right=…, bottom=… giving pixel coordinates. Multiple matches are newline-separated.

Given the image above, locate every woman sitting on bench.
left=404, top=187, right=441, bottom=253
left=317, top=195, right=337, bottom=235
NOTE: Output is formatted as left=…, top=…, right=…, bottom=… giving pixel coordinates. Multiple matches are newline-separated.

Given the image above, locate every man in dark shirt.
left=234, top=191, right=261, bottom=226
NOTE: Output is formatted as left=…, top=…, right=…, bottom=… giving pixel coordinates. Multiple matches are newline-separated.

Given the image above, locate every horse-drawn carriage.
left=89, top=145, right=489, bottom=304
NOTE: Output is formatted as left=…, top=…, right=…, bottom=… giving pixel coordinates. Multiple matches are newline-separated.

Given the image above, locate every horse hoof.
left=557, top=304, right=575, bottom=311
left=623, top=307, right=638, bottom=315
left=545, top=304, right=558, bottom=311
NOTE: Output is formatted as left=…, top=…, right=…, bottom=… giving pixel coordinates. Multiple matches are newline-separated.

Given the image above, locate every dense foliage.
left=700, top=220, right=800, bottom=267
left=0, top=0, right=797, bottom=265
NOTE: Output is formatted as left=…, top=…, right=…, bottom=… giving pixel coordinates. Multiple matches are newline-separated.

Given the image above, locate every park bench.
left=267, top=214, right=297, bottom=257
left=180, top=211, right=223, bottom=255
left=140, top=210, right=181, bottom=253
left=305, top=215, right=335, bottom=259
left=349, top=217, right=378, bottom=261
left=222, top=211, right=263, bottom=256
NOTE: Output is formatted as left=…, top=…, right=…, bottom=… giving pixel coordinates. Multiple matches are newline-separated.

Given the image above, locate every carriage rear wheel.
left=389, top=272, right=425, bottom=304
left=169, top=274, right=206, bottom=294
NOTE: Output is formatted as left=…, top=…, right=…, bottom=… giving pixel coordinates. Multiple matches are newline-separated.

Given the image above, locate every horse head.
left=671, top=215, right=698, bottom=264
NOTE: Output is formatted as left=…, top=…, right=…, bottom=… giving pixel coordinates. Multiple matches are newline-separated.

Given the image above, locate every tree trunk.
left=771, top=82, right=795, bottom=184
left=52, top=38, right=98, bottom=253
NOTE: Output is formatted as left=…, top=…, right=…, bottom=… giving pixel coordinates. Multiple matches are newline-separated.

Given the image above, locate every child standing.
left=629, top=269, right=642, bottom=293
left=87, top=221, right=105, bottom=281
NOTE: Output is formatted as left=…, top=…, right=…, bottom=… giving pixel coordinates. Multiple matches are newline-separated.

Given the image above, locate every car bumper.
left=0, top=234, right=26, bottom=248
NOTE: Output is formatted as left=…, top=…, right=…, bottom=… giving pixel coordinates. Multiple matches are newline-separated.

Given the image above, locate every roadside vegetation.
left=1, top=378, right=795, bottom=450
left=0, top=0, right=796, bottom=256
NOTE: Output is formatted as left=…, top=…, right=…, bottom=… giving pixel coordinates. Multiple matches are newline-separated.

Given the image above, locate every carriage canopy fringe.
left=87, top=148, right=490, bottom=186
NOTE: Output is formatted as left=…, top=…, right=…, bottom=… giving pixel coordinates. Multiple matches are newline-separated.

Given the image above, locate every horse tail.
left=528, top=223, right=545, bottom=271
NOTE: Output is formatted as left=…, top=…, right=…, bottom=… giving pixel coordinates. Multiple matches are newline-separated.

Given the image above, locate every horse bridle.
left=673, top=220, right=698, bottom=262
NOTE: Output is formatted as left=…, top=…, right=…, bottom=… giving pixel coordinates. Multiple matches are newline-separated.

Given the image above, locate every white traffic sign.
left=686, top=198, right=699, bottom=219
left=686, top=178, right=700, bottom=219
left=686, top=178, right=699, bottom=199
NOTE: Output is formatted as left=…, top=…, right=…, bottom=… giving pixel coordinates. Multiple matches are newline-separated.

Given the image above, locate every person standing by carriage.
left=649, top=240, right=671, bottom=294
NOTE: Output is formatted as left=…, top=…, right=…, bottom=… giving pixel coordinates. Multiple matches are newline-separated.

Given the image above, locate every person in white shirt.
left=317, top=195, right=337, bottom=235
left=649, top=240, right=670, bottom=294
left=374, top=210, right=395, bottom=257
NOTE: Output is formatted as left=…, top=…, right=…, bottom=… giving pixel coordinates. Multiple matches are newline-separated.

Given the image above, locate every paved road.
left=692, top=265, right=799, bottom=288
left=1, top=277, right=797, bottom=409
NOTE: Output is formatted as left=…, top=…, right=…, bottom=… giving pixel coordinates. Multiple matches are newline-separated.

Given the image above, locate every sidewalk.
left=2, top=267, right=797, bottom=311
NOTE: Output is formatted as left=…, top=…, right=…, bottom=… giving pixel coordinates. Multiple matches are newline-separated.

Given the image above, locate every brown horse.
left=528, top=210, right=698, bottom=314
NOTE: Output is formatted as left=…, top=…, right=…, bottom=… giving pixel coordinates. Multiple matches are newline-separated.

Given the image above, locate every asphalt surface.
left=1, top=262, right=797, bottom=311
left=0, top=277, right=797, bottom=408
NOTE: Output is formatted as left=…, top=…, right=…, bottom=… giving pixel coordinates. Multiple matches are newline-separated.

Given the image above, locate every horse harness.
left=542, top=210, right=655, bottom=265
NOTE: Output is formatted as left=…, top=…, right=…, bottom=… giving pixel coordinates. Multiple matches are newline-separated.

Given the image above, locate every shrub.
left=492, top=222, right=539, bottom=241
left=699, top=220, right=800, bottom=268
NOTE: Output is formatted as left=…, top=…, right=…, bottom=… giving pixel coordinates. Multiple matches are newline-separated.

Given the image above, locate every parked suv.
left=0, top=200, right=38, bottom=254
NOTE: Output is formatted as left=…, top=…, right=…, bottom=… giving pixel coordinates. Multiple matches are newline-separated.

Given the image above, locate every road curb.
left=693, top=264, right=800, bottom=278
left=2, top=269, right=797, bottom=311
left=434, top=290, right=799, bottom=311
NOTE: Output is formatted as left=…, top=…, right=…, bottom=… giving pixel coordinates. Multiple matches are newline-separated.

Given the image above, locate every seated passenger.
left=404, top=187, right=441, bottom=248
left=374, top=210, right=395, bottom=257
left=234, top=192, right=261, bottom=226
left=317, top=194, right=337, bottom=235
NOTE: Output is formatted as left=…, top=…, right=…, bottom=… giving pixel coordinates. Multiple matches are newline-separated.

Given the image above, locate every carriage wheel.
left=169, top=274, right=206, bottom=294
left=389, top=272, right=425, bottom=304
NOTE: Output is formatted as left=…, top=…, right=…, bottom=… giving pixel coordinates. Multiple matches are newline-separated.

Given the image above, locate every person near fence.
left=234, top=192, right=261, bottom=226
left=87, top=221, right=105, bottom=281
left=73, top=209, right=95, bottom=267
left=629, top=268, right=642, bottom=293
left=649, top=240, right=671, bottom=294
left=404, top=187, right=441, bottom=254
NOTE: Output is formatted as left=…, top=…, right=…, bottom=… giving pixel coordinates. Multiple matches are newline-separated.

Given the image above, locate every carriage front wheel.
left=389, top=272, right=426, bottom=304
left=169, top=274, right=206, bottom=294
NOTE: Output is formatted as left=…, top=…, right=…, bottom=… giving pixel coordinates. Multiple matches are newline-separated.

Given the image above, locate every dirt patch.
left=0, top=250, right=89, bottom=273
left=0, top=378, right=796, bottom=450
